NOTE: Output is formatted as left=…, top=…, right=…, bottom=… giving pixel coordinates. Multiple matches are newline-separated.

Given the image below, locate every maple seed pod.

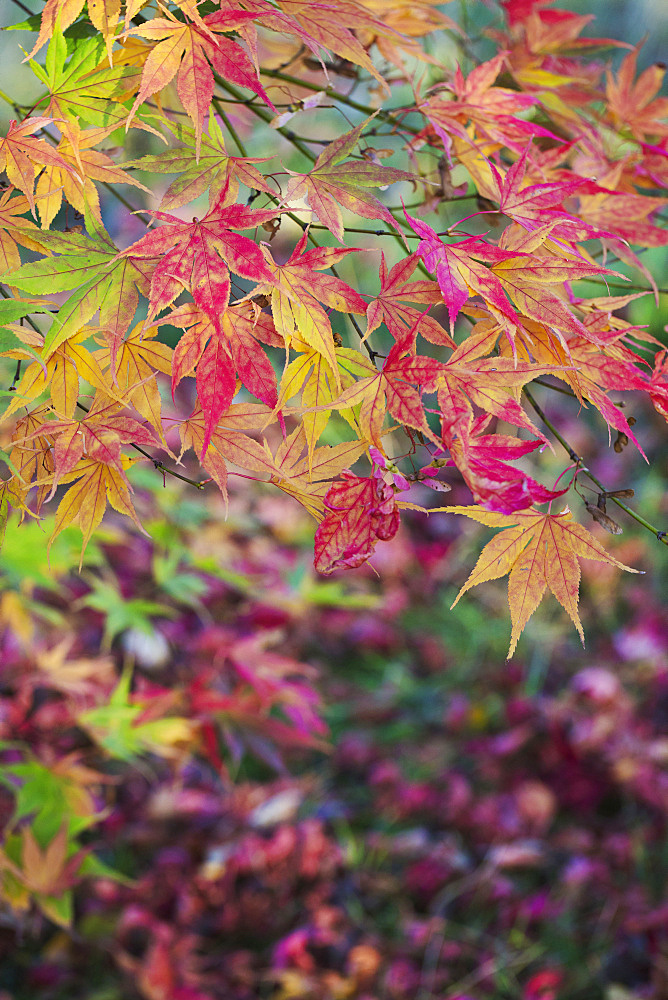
left=261, top=218, right=281, bottom=239
left=613, top=434, right=627, bottom=453
left=585, top=501, right=623, bottom=535
left=606, top=489, right=634, bottom=499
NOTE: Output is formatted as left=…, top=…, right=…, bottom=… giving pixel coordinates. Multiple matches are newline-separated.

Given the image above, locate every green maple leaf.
left=79, top=576, right=174, bottom=648
left=28, top=25, right=138, bottom=130
left=4, top=208, right=154, bottom=357
left=78, top=666, right=196, bottom=763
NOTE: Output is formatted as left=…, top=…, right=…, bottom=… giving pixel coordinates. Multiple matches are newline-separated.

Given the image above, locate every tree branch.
left=523, top=386, right=668, bottom=546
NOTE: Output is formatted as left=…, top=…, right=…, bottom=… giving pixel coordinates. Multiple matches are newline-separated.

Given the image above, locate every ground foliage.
left=0, top=0, right=667, bottom=652
left=0, top=463, right=667, bottom=999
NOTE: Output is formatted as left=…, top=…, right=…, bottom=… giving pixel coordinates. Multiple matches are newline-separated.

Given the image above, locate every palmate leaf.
left=35, top=120, right=148, bottom=228
left=486, top=143, right=587, bottom=232
left=0, top=117, right=80, bottom=216
left=446, top=505, right=641, bottom=657
left=116, top=183, right=278, bottom=330
left=95, top=321, right=173, bottom=434
left=252, top=232, right=367, bottom=377
left=30, top=24, right=139, bottom=129
left=419, top=51, right=553, bottom=160
left=442, top=410, right=569, bottom=515
left=366, top=253, right=453, bottom=348
left=125, top=113, right=275, bottom=211
left=284, top=115, right=413, bottom=242
left=2, top=325, right=114, bottom=422
left=324, top=341, right=445, bottom=447
left=247, top=0, right=396, bottom=92
left=49, top=456, right=145, bottom=564
left=125, top=7, right=275, bottom=155
left=0, top=188, right=46, bottom=274
left=4, top=220, right=154, bottom=356
left=25, top=0, right=121, bottom=61
left=78, top=665, right=196, bottom=762
left=435, top=321, right=559, bottom=439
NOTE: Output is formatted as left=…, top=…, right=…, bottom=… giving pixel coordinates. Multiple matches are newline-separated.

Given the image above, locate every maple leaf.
left=489, top=250, right=608, bottom=343
left=4, top=216, right=155, bottom=357
left=353, top=0, right=458, bottom=71
left=572, top=180, right=668, bottom=250
left=221, top=305, right=280, bottom=411
left=0, top=117, right=80, bottom=216
left=26, top=0, right=123, bottom=62
left=419, top=52, right=555, bottom=160
left=314, top=471, right=402, bottom=574
left=242, top=0, right=394, bottom=92
left=49, top=455, right=145, bottom=563
left=194, top=332, right=238, bottom=457
left=30, top=23, right=140, bottom=129
left=435, top=321, right=559, bottom=439
left=0, top=187, right=46, bottom=274
left=365, top=252, right=454, bottom=348
left=116, top=182, right=279, bottom=333
left=2, top=326, right=113, bottom=422
left=446, top=504, right=641, bottom=656
left=271, top=432, right=366, bottom=520
left=35, top=120, right=148, bottom=229
left=605, top=46, right=668, bottom=142
left=78, top=665, right=197, bottom=762
left=442, top=410, right=569, bottom=514
left=324, top=341, right=444, bottom=447
left=179, top=403, right=281, bottom=500
left=125, top=6, right=275, bottom=155
left=284, top=115, right=413, bottom=242
left=486, top=144, right=587, bottom=233
left=19, top=393, right=160, bottom=511
left=95, top=320, right=173, bottom=435
left=278, top=342, right=366, bottom=450
left=507, top=319, right=647, bottom=454
left=154, top=300, right=279, bottom=457
left=647, top=349, right=668, bottom=424
left=125, top=112, right=274, bottom=211
left=253, top=232, right=367, bottom=377
left=0, top=825, right=85, bottom=927
left=168, top=301, right=281, bottom=408
left=8, top=405, right=56, bottom=512
left=404, top=209, right=523, bottom=340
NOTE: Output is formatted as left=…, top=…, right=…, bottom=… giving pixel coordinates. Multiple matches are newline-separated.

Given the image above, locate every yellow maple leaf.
left=446, top=505, right=641, bottom=657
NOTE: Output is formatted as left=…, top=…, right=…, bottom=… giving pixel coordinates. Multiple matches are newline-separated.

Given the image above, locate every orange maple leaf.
left=0, top=117, right=80, bottom=216
left=446, top=505, right=641, bottom=657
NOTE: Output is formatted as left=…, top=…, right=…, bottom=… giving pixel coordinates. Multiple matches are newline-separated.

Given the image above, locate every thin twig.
left=74, top=402, right=205, bottom=490
left=523, top=386, right=668, bottom=545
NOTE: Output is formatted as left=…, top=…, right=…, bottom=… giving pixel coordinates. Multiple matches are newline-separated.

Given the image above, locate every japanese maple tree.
left=1, top=0, right=667, bottom=656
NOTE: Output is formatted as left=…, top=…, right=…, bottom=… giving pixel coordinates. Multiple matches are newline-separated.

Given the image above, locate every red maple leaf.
left=117, top=181, right=279, bottom=330
left=314, top=472, right=401, bottom=574
left=443, top=411, right=569, bottom=513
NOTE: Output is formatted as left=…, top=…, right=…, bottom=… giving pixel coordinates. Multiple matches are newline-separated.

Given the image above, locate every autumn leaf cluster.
left=1, top=0, right=668, bottom=653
